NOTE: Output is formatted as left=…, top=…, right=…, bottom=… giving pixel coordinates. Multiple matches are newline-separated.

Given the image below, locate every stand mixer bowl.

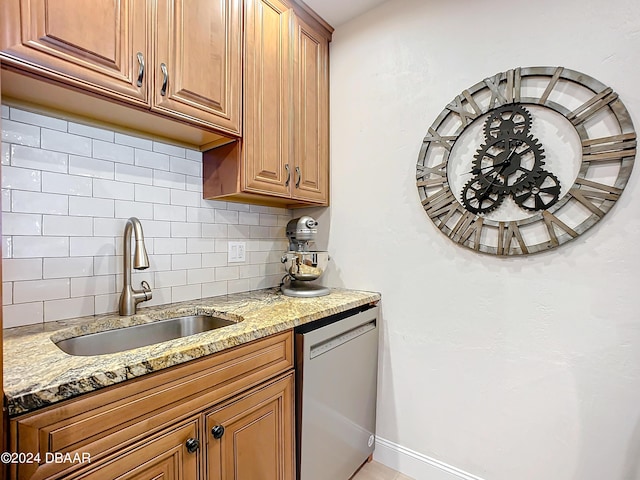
left=281, top=251, right=329, bottom=281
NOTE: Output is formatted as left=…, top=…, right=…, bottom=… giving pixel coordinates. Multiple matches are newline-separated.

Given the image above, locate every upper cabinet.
left=203, top=0, right=332, bottom=208
left=0, top=0, right=242, bottom=139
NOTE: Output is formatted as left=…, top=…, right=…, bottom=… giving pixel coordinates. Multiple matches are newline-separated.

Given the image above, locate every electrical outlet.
left=228, top=241, right=246, bottom=263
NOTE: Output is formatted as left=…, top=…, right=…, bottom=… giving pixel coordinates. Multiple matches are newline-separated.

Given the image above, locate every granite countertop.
left=4, top=287, right=380, bottom=416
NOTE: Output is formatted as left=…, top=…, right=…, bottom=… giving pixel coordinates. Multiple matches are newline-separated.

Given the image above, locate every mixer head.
left=286, top=216, right=318, bottom=251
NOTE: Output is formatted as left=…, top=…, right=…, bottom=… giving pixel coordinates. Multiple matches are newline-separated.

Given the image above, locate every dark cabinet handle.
left=185, top=437, right=200, bottom=453
left=284, top=164, right=291, bottom=187
left=136, top=52, right=145, bottom=87
left=295, top=166, right=301, bottom=188
left=160, top=63, right=169, bottom=96
left=211, top=425, right=225, bottom=439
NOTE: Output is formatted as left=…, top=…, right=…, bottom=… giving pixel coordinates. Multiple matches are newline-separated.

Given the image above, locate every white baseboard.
left=373, top=436, right=487, bottom=480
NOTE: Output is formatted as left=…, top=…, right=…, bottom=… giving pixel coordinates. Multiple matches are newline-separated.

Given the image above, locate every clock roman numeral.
left=538, top=66, right=564, bottom=105
left=568, top=88, right=619, bottom=126
left=505, top=68, right=522, bottom=103
left=422, top=128, right=457, bottom=152
left=498, top=221, right=528, bottom=255
left=568, top=178, right=623, bottom=217
left=582, top=133, right=637, bottom=162
left=483, top=73, right=509, bottom=109
left=425, top=190, right=458, bottom=218
left=542, top=211, right=578, bottom=247
left=416, top=160, right=447, bottom=183
left=446, top=95, right=482, bottom=127
left=450, top=212, right=483, bottom=250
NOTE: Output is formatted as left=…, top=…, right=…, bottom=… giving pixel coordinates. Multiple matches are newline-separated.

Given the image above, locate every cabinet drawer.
left=10, top=331, right=293, bottom=480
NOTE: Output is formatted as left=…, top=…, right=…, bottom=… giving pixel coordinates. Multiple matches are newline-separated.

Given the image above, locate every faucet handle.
left=140, top=281, right=152, bottom=301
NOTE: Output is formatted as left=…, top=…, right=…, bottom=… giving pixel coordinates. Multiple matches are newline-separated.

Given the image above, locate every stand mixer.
left=281, top=216, right=330, bottom=297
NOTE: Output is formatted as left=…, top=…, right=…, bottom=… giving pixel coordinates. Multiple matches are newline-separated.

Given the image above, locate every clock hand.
left=467, top=143, right=519, bottom=175
left=476, top=143, right=519, bottom=204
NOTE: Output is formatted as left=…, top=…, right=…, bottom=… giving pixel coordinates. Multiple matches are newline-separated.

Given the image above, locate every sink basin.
left=55, top=315, right=237, bottom=356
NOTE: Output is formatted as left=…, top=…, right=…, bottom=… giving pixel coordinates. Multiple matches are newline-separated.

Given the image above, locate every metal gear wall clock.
left=416, top=66, right=636, bottom=256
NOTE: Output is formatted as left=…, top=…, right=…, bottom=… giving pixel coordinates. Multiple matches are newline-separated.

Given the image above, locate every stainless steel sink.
left=55, top=315, right=237, bottom=356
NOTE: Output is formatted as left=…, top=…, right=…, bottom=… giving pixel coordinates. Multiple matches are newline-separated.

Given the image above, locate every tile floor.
left=351, top=461, right=414, bottom=480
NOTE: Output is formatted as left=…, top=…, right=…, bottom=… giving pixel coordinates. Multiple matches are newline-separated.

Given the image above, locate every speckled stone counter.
left=4, top=287, right=380, bottom=416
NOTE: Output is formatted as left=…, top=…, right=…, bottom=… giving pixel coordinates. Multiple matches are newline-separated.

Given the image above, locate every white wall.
left=1, top=105, right=288, bottom=328
left=320, top=0, right=640, bottom=478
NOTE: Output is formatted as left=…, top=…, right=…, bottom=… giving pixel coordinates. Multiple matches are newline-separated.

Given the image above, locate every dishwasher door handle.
left=309, top=320, right=376, bottom=359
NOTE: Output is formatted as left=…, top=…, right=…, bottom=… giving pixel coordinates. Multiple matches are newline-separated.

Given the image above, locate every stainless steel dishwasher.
left=295, top=304, right=379, bottom=480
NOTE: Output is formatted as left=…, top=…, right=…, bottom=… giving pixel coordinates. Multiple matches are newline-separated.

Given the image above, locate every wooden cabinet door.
left=154, top=0, right=242, bottom=135
left=292, top=16, right=329, bottom=204
left=242, top=0, right=293, bottom=197
left=72, top=418, right=200, bottom=480
left=205, top=373, right=294, bottom=480
left=1, top=0, right=148, bottom=103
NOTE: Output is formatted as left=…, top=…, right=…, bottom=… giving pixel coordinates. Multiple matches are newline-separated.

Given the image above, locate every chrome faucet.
left=119, top=217, right=153, bottom=315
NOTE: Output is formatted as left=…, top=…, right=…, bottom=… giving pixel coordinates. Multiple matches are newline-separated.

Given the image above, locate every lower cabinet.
left=206, top=374, right=294, bottom=480
left=9, top=332, right=294, bottom=480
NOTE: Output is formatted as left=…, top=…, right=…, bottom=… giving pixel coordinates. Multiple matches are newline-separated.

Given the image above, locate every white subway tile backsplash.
left=3, top=107, right=291, bottom=324
left=70, top=237, right=116, bottom=257
left=93, top=217, right=125, bottom=237
left=154, top=238, right=186, bottom=255
left=12, top=145, right=67, bottom=173
left=170, top=189, right=200, bottom=207
left=155, top=270, right=187, bottom=288
left=3, top=283, right=12, bottom=305
left=215, top=209, right=238, bottom=224
left=2, top=166, right=41, bottom=191
left=115, top=163, right=153, bottom=185
left=154, top=170, right=185, bottom=190
left=93, top=139, right=134, bottom=164
left=43, top=215, right=93, bottom=236
left=171, top=253, right=201, bottom=270
left=44, top=257, right=94, bottom=279
left=94, top=293, right=120, bottom=315
left=93, top=178, right=135, bottom=200
left=45, top=296, right=94, bottom=321
left=153, top=141, right=186, bottom=158
left=135, top=184, right=170, bottom=204
left=171, top=284, right=201, bottom=303
left=187, top=237, right=215, bottom=254
left=215, top=266, right=239, bottom=281
left=13, top=278, right=70, bottom=303
left=4, top=302, right=44, bottom=327
left=170, top=157, right=200, bottom=176
left=115, top=200, right=154, bottom=220
left=1, top=105, right=9, bottom=119
left=2, top=143, right=10, bottom=165
left=69, top=155, right=114, bottom=179
left=71, top=275, right=115, bottom=297
left=11, top=109, right=67, bottom=131
left=170, top=222, right=201, bottom=238
left=3, top=258, right=43, bottom=281
left=41, top=128, right=92, bottom=156
left=2, top=120, right=40, bottom=147
left=42, top=171, right=92, bottom=196
left=136, top=149, right=170, bottom=171
left=187, top=268, right=215, bottom=284
left=69, top=196, right=114, bottom=217
left=115, top=132, right=153, bottom=150
left=12, top=190, right=68, bottom=215
left=69, top=122, right=114, bottom=142
left=13, top=236, right=68, bottom=258
left=202, top=281, right=227, bottom=298
left=154, top=204, right=186, bottom=222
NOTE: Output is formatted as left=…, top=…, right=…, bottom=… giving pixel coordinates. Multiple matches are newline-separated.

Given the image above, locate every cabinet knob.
left=285, top=164, right=291, bottom=187
left=211, top=425, right=225, bottom=439
left=185, top=437, right=200, bottom=453
left=160, top=63, right=169, bottom=96
left=136, top=52, right=145, bottom=87
left=295, top=167, right=301, bottom=188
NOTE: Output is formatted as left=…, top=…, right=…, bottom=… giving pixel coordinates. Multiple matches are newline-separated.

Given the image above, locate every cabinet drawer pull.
left=136, top=52, right=145, bottom=87
left=285, top=164, right=291, bottom=187
left=160, top=63, right=169, bottom=96
left=211, top=425, right=225, bottom=439
left=185, top=437, right=200, bottom=453
left=295, top=166, right=301, bottom=188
